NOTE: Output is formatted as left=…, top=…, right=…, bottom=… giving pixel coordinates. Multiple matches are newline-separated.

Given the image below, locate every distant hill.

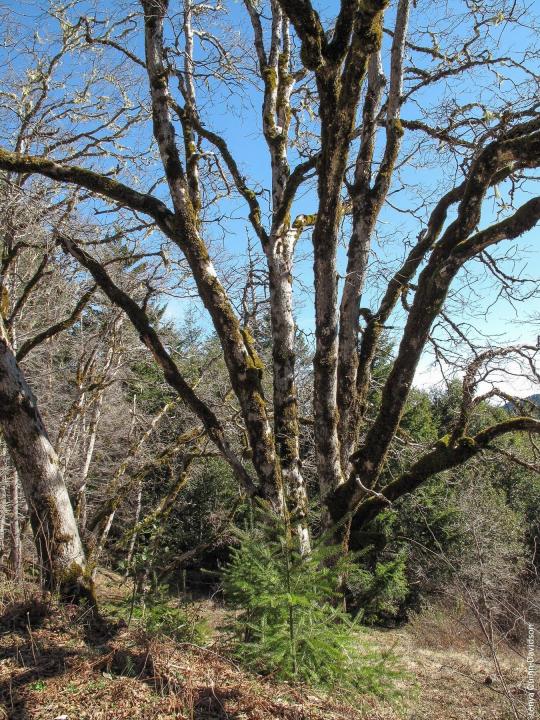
left=503, top=393, right=540, bottom=413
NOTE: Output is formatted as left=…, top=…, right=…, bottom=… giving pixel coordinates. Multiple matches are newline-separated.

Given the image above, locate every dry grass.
left=0, top=580, right=534, bottom=720
left=0, top=590, right=378, bottom=719
left=368, top=604, right=533, bottom=720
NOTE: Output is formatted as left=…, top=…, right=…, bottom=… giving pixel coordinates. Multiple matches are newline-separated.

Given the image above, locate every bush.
left=346, top=548, right=409, bottom=624
left=105, top=589, right=210, bottom=645
left=138, top=596, right=210, bottom=644
left=222, top=507, right=403, bottom=698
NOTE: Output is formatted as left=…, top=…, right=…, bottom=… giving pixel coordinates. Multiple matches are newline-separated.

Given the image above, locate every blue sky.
left=1, top=0, right=539, bottom=394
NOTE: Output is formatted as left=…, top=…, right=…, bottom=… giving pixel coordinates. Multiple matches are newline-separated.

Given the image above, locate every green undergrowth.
left=102, top=590, right=211, bottom=646
left=222, top=506, right=408, bottom=702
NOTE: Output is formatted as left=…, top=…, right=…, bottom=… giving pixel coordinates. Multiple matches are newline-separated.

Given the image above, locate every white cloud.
left=414, top=357, right=538, bottom=398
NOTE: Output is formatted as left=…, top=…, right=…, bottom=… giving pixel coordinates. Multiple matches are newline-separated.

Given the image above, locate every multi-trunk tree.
left=0, top=0, right=539, bottom=587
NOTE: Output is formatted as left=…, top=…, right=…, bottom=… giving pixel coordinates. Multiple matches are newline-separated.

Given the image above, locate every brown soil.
left=0, top=578, right=532, bottom=720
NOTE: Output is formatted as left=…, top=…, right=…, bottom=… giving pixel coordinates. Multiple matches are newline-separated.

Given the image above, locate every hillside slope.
left=0, top=579, right=528, bottom=720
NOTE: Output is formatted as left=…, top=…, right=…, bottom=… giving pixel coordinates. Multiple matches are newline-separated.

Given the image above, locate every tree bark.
left=0, top=449, right=6, bottom=567
left=0, top=320, right=94, bottom=602
left=257, top=8, right=310, bottom=548
left=8, top=467, right=22, bottom=580
left=337, top=0, right=409, bottom=471
left=124, top=479, right=143, bottom=577
left=141, top=0, right=283, bottom=508
left=328, top=125, right=540, bottom=525
left=76, top=390, right=104, bottom=530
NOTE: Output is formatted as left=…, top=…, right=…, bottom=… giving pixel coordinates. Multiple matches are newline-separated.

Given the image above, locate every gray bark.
left=76, top=389, right=104, bottom=529
left=9, top=467, right=22, bottom=580
left=259, top=10, right=310, bottom=549
left=141, top=0, right=282, bottom=507
left=337, top=0, right=410, bottom=474
left=0, top=450, right=6, bottom=565
left=124, top=479, right=143, bottom=577
left=0, top=320, right=93, bottom=600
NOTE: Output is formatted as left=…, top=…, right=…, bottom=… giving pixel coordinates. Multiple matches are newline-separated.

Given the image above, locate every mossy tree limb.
left=339, top=417, right=540, bottom=548
left=327, top=119, right=540, bottom=530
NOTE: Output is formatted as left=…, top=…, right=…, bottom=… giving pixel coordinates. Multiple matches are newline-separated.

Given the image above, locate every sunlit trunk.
left=0, top=322, right=93, bottom=602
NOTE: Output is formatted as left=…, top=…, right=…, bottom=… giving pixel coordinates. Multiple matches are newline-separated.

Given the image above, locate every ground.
left=0, top=574, right=531, bottom=720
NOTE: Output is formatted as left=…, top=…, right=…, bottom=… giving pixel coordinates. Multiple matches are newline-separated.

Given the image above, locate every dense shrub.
left=222, top=508, right=403, bottom=698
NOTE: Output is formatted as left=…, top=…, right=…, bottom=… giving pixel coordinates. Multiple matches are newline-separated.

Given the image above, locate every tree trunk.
left=0, top=457, right=6, bottom=567
left=8, top=467, right=22, bottom=580
left=124, top=479, right=143, bottom=577
left=268, top=239, right=310, bottom=552
left=76, top=390, right=104, bottom=530
left=255, top=10, right=310, bottom=548
left=141, top=0, right=282, bottom=507
left=337, top=0, right=409, bottom=475
left=0, top=322, right=94, bottom=602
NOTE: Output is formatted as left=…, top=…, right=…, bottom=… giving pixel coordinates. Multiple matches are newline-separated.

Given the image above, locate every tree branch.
left=169, top=99, right=269, bottom=246
left=16, top=284, right=96, bottom=362
left=58, top=233, right=257, bottom=495
left=344, top=417, right=540, bottom=538
left=277, top=0, right=326, bottom=69
left=6, top=253, right=50, bottom=327
left=455, top=196, right=540, bottom=259
left=0, top=148, right=175, bottom=231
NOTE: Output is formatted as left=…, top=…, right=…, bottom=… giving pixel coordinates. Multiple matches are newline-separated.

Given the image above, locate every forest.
left=0, top=0, right=538, bottom=717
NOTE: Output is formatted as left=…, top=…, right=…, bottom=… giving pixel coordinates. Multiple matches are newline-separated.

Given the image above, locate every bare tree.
left=0, top=0, right=539, bottom=574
